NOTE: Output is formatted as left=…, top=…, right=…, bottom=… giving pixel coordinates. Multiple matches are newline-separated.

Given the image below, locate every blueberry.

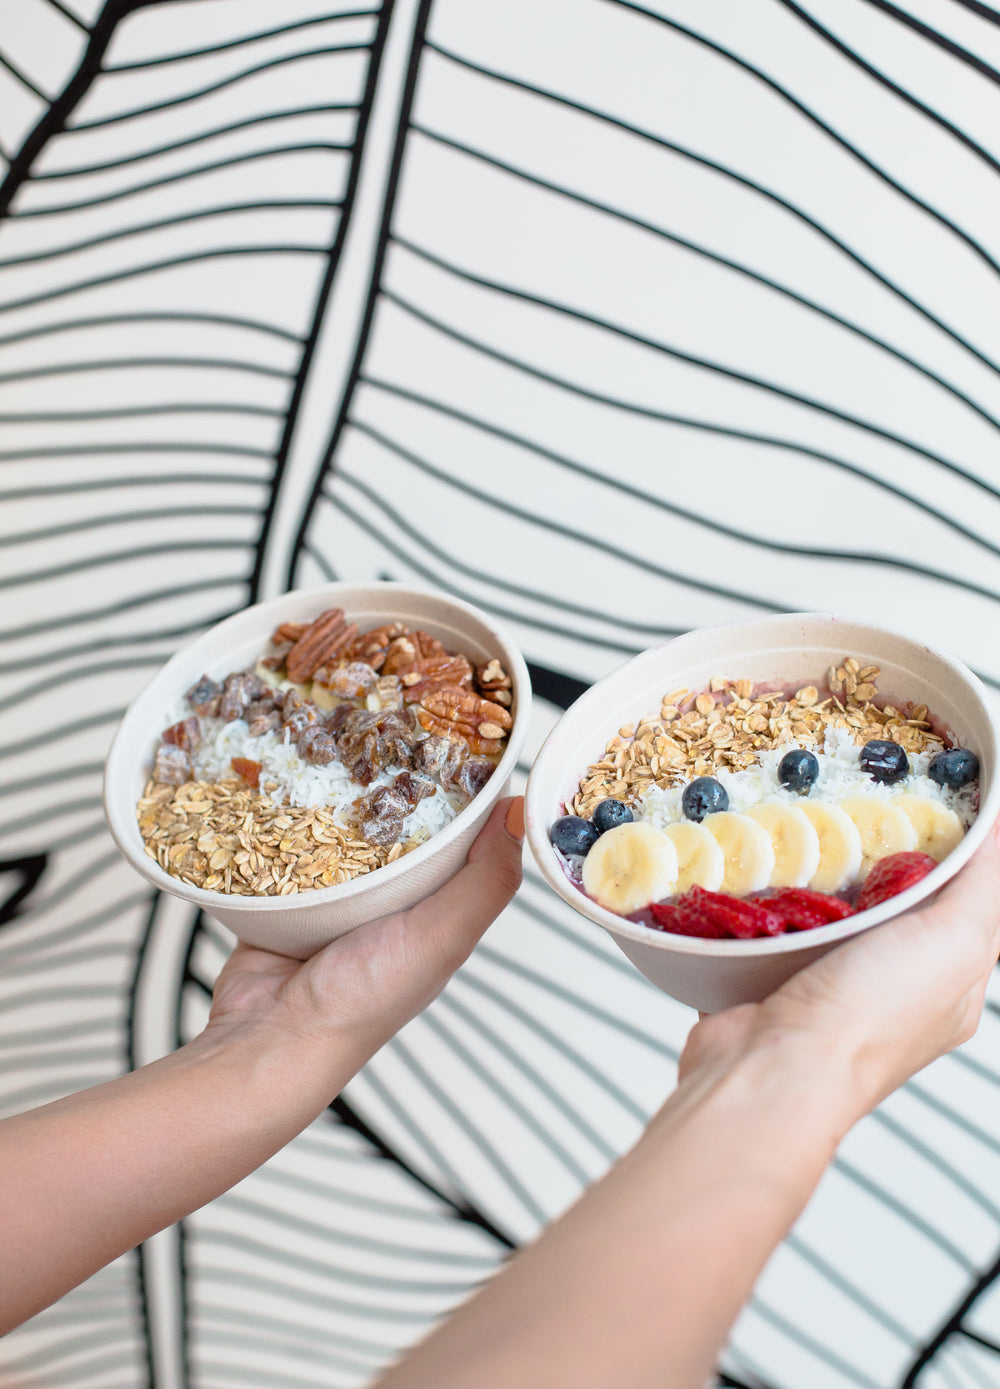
left=681, top=776, right=729, bottom=822
left=550, top=815, right=600, bottom=857
left=592, top=798, right=633, bottom=833
left=859, top=738, right=909, bottom=784
left=928, top=747, right=979, bottom=789
left=778, top=749, right=820, bottom=794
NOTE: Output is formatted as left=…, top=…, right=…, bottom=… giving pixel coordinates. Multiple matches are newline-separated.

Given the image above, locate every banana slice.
left=838, top=796, right=917, bottom=878
left=893, top=795, right=965, bottom=862
left=799, top=801, right=863, bottom=894
left=704, top=812, right=775, bottom=895
left=664, top=820, right=725, bottom=893
left=743, top=803, right=821, bottom=888
left=581, top=822, right=679, bottom=915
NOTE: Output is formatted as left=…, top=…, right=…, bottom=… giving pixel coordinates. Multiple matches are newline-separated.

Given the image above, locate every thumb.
left=403, top=795, right=524, bottom=974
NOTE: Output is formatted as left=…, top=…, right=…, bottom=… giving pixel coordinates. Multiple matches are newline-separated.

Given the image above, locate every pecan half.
left=415, top=687, right=512, bottom=756
left=285, top=608, right=358, bottom=684
left=475, top=657, right=513, bottom=707
left=345, top=622, right=409, bottom=671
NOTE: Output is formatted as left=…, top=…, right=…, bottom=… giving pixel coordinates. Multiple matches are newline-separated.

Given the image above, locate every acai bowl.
left=525, top=614, right=999, bottom=1013
left=105, top=582, right=531, bottom=958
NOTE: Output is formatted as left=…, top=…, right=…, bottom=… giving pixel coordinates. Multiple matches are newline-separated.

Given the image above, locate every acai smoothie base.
left=550, top=659, right=979, bottom=939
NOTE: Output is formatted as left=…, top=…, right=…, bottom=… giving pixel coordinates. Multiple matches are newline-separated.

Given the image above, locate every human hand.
left=680, top=817, right=1000, bottom=1120
left=203, top=796, right=524, bottom=1082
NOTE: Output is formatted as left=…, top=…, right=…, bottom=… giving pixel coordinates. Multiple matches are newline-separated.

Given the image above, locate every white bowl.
left=105, top=582, right=531, bottom=958
left=525, top=613, right=999, bottom=1013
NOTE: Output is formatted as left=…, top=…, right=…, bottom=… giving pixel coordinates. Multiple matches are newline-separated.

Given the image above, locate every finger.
left=403, top=795, right=524, bottom=972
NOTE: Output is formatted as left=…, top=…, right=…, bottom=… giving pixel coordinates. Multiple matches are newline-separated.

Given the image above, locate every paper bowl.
left=105, top=582, right=531, bottom=958
left=525, top=613, right=999, bottom=1013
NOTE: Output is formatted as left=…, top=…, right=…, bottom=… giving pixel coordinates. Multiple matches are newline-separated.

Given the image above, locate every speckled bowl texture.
left=525, top=613, right=999, bottom=1013
left=105, top=583, right=532, bottom=958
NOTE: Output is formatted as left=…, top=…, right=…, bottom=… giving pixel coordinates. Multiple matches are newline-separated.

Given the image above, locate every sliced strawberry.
left=754, top=887, right=854, bottom=932
left=649, top=899, right=728, bottom=938
left=231, top=756, right=262, bottom=789
left=856, top=851, right=937, bottom=913
left=674, top=886, right=783, bottom=940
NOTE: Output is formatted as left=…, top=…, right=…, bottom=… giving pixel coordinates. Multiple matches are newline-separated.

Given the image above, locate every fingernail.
left=505, top=797, right=525, bottom=841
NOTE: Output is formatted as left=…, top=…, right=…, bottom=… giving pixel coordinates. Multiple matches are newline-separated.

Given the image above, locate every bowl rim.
left=524, top=611, right=1000, bottom=956
left=104, top=581, right=532, bottom=913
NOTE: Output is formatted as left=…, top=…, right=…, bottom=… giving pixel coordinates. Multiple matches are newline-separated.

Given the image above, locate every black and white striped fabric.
left=3, top=2, right=1000, bottom=1386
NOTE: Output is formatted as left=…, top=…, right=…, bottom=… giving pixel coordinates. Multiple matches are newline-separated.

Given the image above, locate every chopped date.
left=154, top=743, right=191, bottom=785
left=185, top=675, right=221, bottom=716
left=219, top=670, right=263, bottom=721
left=413, top=733, right=463, bottom=778
left=454, top=757, right=494, bottom=801
left=391, top=770, right=436, bottom=808
left=298, top=726, right=339, bottom=766
left=231, top=757, right=262, bottom=789
left=247, top=709, right=282, bottom=737
left=319, top=661, right=377, bottom=698
left=162, top=716, right=200, bottom=752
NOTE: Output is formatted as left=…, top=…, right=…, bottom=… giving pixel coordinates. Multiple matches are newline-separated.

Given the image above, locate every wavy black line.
left=44, top=0, right=89, bottom=30
left=862, top=0, right=1000, bottom=83
left=476, top=943, right=676, bottom=1057
left=195, top=1356, right=351, bottom=1389
left=0, top=443, right=271, bottom=462
left=344, top=428, right=793, bottom=614
left=350, top=407, right=1000, bottom=610
left=0, top=49, right=48, bottom=102
left=195, top=1261, right=427, bottom=1326
left=410, top=122, right=1000, bottom=437
left=420, top=1010, right=593, bottom=1186
left=319, top=484, right=700, bottom=652
left=0, top=854, right=48, bottom=927
left=603, top=0, right=1000, bottom=282
left=199, top=1301, right=392, bottom=1361
left=0, top=540, right=247, bottom=591
left=0, top=577, right=240, bottom=642
left=0, top=310, right=301, bottom=348
left=392, top=233, right=1000, bottom=505
left=301, top=543, right=338, bottom=581
left=375, top=293, right=1000, bottom=567
left=69, top=45, right=369, bottom=133
left=13, top=145, right=352, bottom=219
left=0, top=473, right=261, bottom=501
left=1, top=943, right=129, bottom=980
left=747, top=1293, right=882, bottom=1389
left=0, top=763, right=103, bottom=796
left=0, top=891, right=150, bottom=963
left=0, top=618, right=231, bottom=678
left=0, top=797, right=104, bottom=838
left=902, top=1248, right=1000, bottom=1386
left=906, top=1079, right=1000, bottom=1156
left=0, top=710, right=125, bottom=761
left=0, top=199, right=342, bottom=266
left=104, top=11, right=379, bottom=71
left=948, top=0, right=1000, bottom=25
left=194, top=1225, right=474, bottom=1297
left=356, top=1065, right=511, bottom=1235
left=31, top=109, right=351, bottom=194
left=0, top=245, right=328, bottom=316
left=249, top=0, right=396, bottom=599
left=437, top=989, right=620, bottom=1161
left=196, top=1324, right=375, bottom=1380
left=389, top=1034, right=549, bottom=1225
left=332, top=466, right=777, bottom=623
left=0, top=1017, right=125, bottom=1050
left=287, top=0, right=433, bottom=590
left=873, top=1109, right=1000, bottom=1219
left=783, top=1231, right=913, bottom=1342
left=424, top=39, right=1000, bottom=380
left=0, top=356, right=290, bottom=386
left=2, top=506, right=259, bottom=549
left=221, top=1192, right=494, bottom=1267
left=780, top=0, right=1000, bottom=178
left=0, top=403, right=281, bottom=422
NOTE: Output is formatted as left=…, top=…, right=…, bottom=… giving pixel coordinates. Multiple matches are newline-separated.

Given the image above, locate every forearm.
left=378, top=1034, right=862, bottom=1389
left=0, top=1023, right=346, bottom=1333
